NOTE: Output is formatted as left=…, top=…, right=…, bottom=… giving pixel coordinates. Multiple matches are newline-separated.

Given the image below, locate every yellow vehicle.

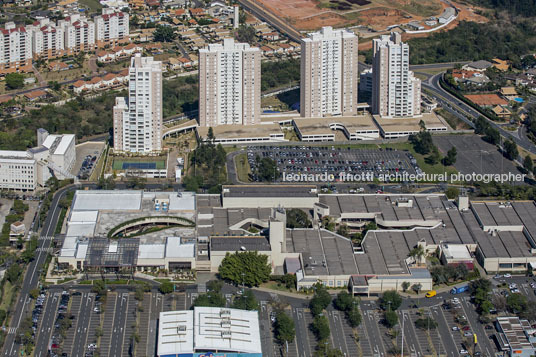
left=425, top=290, right=437, bottom=298
left=473, top=334, right=478, bottom=345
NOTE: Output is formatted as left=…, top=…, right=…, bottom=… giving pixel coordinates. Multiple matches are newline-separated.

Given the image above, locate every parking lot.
left=72, top=142, right=105, bottom=180
left=433, top=135, right=519, bottom=177
left=247, top=145, right=421, bottom=182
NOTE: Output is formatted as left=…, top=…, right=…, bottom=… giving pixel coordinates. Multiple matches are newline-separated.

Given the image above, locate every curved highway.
left=423, top=73, right=536, bottom=155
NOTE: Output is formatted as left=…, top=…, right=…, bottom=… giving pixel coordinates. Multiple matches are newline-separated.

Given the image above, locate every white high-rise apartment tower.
left=0, top=22, right=33, bottom=75
left=113, top=54, right=163, bottom=153
left=199, top=38, right=261, bottom=127
left=300, top=26, right=358, bottom=118
left=372, top=32, right=421, bottom=118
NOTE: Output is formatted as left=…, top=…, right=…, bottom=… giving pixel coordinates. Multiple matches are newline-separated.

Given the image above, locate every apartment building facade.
left=28, top=19, right=66, bottom=60
left=94, top=8, right=129, bottom=47
left=60, top=15, right=96, bottom=53
left=0, top=9, right=128, bottom=72
left=0, top=23, right=32, bottom=75
left=113, top=54, right=163, bottom=153
left=300, top=26, right=358, bottom=118
left=199, top=38, right=261, bottom=127
left=372, top=32, right=421, bottom=118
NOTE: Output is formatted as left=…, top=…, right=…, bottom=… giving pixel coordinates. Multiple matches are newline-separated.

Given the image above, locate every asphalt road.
left=2, top=184, right=77, bottom=357
left=34, top=288, right=61, bottom=357
left=70, top=292, right=95, bottom=357
left=108, top=291, right=130, bottom=357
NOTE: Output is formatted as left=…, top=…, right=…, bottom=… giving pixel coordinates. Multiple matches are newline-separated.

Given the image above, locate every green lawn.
left=235, top=152, right=251, bottom=182
left=79, top=0, right=103, bottom=12
left=378, top=142, right=458, bottom=177
left=0, top=281, right=14, bottom=312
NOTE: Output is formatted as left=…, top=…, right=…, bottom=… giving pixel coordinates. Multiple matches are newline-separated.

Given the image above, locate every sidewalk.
left=252, top=286, right=312, bottom=300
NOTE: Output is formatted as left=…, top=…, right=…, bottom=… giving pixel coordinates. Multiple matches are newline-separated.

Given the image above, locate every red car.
left=462, top=326, right=471, bottom=331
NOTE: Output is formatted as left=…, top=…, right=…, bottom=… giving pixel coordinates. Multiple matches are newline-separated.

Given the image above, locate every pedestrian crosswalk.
left=36, top=247, right=53, bottom=252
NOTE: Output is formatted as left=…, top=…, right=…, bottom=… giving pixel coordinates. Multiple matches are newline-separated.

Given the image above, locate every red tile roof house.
left=24, top=90, right=48, bottom=101
left=72, top=80, right=88, bottom=94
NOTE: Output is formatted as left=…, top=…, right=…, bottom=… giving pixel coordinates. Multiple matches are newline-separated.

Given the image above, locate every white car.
left=460, top=349, right=469, bottom=354
left=504, top=273, right=512, bottom=278
left=452, top=326, right=460, bottom=331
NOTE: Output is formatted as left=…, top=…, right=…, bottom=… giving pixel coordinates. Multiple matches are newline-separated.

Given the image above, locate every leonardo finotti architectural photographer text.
left=282, top=171, right=526, bottom=184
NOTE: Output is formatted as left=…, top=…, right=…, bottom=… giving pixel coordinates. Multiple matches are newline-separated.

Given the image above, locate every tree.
left=409, top=131, right=434, bottom=155
left=159, top=281, right=174, bottom=294
left=12, top=200, right=28, bottom=215
left=310, top=283, right=332, bottom=316
left=91, top=280, right=107, bottom=295
left=506, top=293, right=528, bottom=313
left=524, top=155, right=534, bottom=173
left=235, top=25, right=256, bottom=44
left=333, top=291, right=354, bottom=312
left=446, top=186, right=460, bottom=199
left=412, top=283, right=423, bottom=295
left=153, top=25, right=176, bottom=42
left=192, top=291, right=226, bottom=308
left=232, top=290, right=259, bottom=311
left=206, top=280, right=223, bottom=293
left=503, top=139, right=519, bottom=161
left=6, top=264, right=21, bottom=284
left=286, top=208, right=312, bottom=228
left=311, top=315, right=330, bottom=341
left=255, top=157, right=278, bottom=181
left=415, top=317, right=437, bottom=330
left=207, top=127, right=215, bottom=142
left=409, top=245, right=425, bottom=263
left=425, top=147, right=441, bottom=165
left=218, top=251, right=272, bottom=287
left=5, top=73, right=24, bottom=89
left=29, top=288, right=40, bottom=300
left=380, top=290, right=402, bottom=311
left=401, top=282, right=410, bottom=292
left=274, top=311, right=295, bottom=345
left=442, top=147, right=457, bottom=166
left=134, top=287, right=145, bottom=301
left=383, top=310, right=398, bottom=328
left=346, top=306, right=362, bottom=328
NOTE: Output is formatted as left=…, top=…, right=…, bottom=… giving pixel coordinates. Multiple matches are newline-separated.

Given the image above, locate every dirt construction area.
left=256, top=0, right=487, bottom=33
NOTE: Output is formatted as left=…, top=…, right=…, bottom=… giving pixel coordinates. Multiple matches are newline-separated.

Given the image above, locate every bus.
left=473, top=334, right=478, bottom=345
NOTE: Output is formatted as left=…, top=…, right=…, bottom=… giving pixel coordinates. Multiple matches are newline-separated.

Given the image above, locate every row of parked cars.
left=77, top=154, right=98, bottom=180
left=31, top=292, right=46, bottom=336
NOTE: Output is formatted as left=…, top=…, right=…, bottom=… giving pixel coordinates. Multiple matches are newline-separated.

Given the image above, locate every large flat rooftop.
left=222, top=185, right=317, bottom=198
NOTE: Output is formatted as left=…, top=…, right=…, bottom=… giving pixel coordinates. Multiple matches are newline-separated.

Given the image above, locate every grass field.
left=379, top=142, right=458, bottom=176
left=79, top=0, right=103, bottom=12
left=235, top=152, right=251, bottom=182
left=112, top=156, right=167, bottom=171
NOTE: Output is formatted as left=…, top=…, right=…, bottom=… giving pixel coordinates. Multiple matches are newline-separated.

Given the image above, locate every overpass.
left=162, top=119, right=199, bottom=139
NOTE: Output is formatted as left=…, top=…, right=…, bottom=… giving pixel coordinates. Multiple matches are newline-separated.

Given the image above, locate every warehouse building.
left=157, top=307, right=262, bottom=357
left=56, top=187, right=536, bottom=291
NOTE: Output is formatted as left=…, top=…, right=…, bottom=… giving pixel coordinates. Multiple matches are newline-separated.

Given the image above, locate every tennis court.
left=112, top=157, right=166, bottom=171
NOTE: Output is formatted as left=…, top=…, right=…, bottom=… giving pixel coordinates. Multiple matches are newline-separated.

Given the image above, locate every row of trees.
left=183, top=134, right=227, bottom=193
left=475, top=116, right=519, bottom=161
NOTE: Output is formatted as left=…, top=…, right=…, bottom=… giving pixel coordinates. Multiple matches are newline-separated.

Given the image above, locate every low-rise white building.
left=157, top=307, right=262, bottom=357
left=0, top=129, right=76, bottom=190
